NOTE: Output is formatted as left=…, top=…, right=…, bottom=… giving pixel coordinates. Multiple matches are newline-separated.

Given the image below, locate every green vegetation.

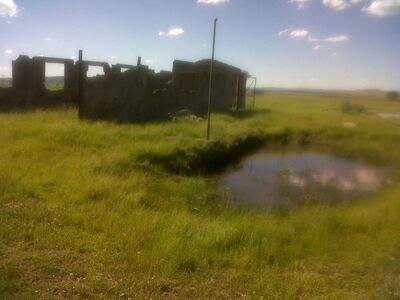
left=341, top=100, right=366, bottom=114
left=387, top=91, right=399, bottom=101
left=45, top=83, right=64, bottom=91
left=0, top=83, right=11, bottom=89
left=0, top=83, right=64, bottom=90
left=1, top=92, right=400, bottom=299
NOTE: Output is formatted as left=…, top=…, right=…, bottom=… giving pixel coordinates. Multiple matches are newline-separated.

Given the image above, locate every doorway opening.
left=45, top=63, right=65, bottom=91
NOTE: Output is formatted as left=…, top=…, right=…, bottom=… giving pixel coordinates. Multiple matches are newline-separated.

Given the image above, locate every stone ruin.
left=0, top=55, right=112, bottom=109
left=0, top=54, right=249, bottom=122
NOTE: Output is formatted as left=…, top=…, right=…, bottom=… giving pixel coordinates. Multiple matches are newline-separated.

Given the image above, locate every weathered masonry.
left=82, top=59, right=248, bottom=122
left=0, top=55, right=114, bottom=110
left=12, top=56, right=76, bottom=103
left=0, top=54, right=248, bottom=122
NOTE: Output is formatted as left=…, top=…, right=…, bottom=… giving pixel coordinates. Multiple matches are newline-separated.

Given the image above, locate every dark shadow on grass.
left=134, top=129, right=313, bottom=176
left=84, top=109, right=273, bottom=126
left=220, top=108, right=272, bottom=120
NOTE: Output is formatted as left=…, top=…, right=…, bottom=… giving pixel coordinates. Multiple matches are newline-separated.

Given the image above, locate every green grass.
left=0, top=83, right=62, bottom=90
left=1, top=92, right=400, bottom=299
left=45, top=83, right=64, bottom=91
left=0, top=83, right=11, bottom=89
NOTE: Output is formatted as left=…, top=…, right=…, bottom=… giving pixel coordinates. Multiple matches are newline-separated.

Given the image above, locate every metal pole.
left=207, top=18, right=218, bottom=140
left=78, top=49, right=83, bottom=119
left=137, top=56, right=142, bottom=84
left=253, top=77, right=257, bottom=110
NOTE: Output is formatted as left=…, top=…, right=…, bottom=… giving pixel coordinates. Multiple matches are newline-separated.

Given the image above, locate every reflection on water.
left=220, top=151, right=388, bottom=208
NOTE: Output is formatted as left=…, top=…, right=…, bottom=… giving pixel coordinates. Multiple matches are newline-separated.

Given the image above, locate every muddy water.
left=220, top=150, right=388, bottom=208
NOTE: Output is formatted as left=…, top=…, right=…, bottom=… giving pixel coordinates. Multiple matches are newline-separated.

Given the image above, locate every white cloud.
left=321, top=0, right=400, bottom=16
left=110, top=56, right=117, bottom=60
left=168, top=27, right=184, bottom=36
left=325, top=35, right=350, bottom=42
left=197, top=0, right=229, bottom=4
left=145, top=59, right=154, bottom=65
left=278, top=29, right=290, bottom=36
left=279, top=29, right=309, bottom=38
left=4, top=49, right=13, bottom=54
left=159, top=27, right=185, bottom=37
left=287, top=0, right=400, bottom=16
left=44, top=37, right=52, bottom=41
left=363, top=0, right=400, bottom=16
left=279, top=28, right=350, bottom=54
left=0, top=0, right=18, bottom=17
left=322, top=0, right=350, bottom=10
left=289, top=0, right=313, bottom=9
left=290, top=29, right=309, bottom=38
left=322, top=0, right=369, bottom=10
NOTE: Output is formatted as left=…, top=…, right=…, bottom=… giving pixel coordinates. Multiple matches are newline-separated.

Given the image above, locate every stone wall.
left=80, top=59, right=248, bottom=122
left=0, top=55, right=118, bottom=111
left=172, top=59, right=248, bottom=112
left=0, top=54, right=248, bottom=119
left=0, top=55, right=77, bottom=110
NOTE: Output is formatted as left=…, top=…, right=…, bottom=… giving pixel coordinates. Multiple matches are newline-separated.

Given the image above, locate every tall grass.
left=1, top=92, right=400, bottom=299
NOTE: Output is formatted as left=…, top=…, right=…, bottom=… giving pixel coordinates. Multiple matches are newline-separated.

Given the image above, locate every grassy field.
left=1, top=92, right=400, bottom=299
left=0, top=83, right=11, bottom=89
left=0, top=83, right=64, bottom=90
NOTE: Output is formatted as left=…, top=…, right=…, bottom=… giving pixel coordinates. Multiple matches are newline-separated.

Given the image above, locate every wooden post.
left=78, top=49, right=84, bottom=119
left=207, top=18, right=218, bottom=140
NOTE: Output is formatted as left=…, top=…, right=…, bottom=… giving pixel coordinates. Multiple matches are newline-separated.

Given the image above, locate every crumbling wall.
left=172, top=59, right=248, bottom=114
left=0, top=54, right=248, bottom=119
left=0, top=55, right=115, bottom=111
left=81, top=68, right=181, bottom=122
left=82, top=69, right=150, bottom=122
left=0, top=55, right=78, bottom=110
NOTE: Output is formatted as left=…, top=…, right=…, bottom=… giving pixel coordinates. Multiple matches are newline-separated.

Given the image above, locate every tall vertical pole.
left=253, top=77, right=257, bottom=110
left=207, top=18, right=218, bottom=140
left=137, top=56, right=142, bottom=73
left=78, top=50, right=84, bottom=119
left=137, top=56, right=142, bottom=84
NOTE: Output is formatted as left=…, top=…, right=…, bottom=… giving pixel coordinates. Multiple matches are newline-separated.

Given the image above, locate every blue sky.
left=0, top=0, right=399, bottom=90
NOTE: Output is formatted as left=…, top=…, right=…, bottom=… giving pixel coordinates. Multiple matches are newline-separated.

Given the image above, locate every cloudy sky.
left=0, top=0, right=399, bottom=90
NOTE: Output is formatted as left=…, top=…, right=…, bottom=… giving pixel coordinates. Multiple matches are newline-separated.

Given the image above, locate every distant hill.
left=0, top=78, right=11, bottom=85
left=257, top=87, right=391, bottom=97
left=1, top=77, right=397, bottom=96
left=45, top=76, right=64, bottom=85
left=0, top=77, right=65, bottom=85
